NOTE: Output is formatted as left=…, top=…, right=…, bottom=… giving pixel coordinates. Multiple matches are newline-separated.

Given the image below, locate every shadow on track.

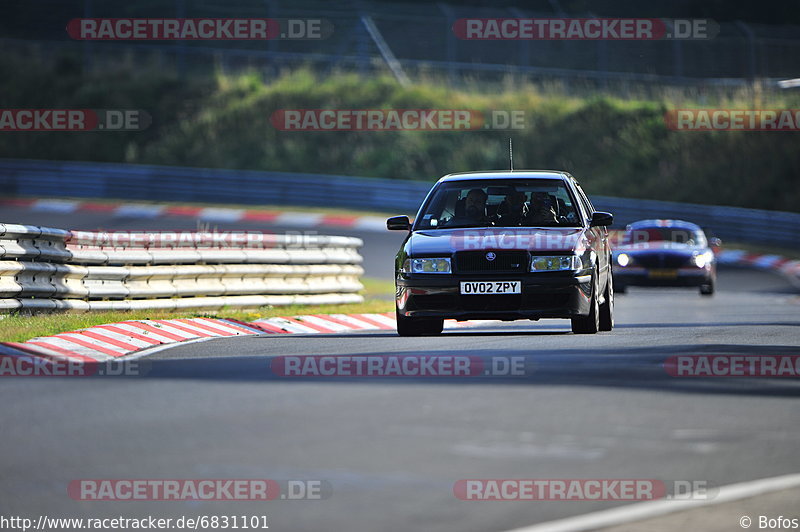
left=96, top=343, right=800, bottom=398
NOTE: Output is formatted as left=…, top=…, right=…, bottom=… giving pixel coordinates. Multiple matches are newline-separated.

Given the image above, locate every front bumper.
left=613, top=266, right=714, bottom=287
left=396, top=271, right=593, bottom=321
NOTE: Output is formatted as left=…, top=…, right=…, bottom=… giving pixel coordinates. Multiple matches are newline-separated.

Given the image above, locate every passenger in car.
left=496, top=190, right=528, bottom=226
left=526, top=192, right=559, bottom=225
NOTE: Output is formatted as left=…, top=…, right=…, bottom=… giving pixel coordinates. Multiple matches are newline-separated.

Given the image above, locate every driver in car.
left=450, top=188, right=491, bottom=225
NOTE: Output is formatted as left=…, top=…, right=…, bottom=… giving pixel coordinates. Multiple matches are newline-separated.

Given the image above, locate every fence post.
left=361, top=15, right=411, bottom=86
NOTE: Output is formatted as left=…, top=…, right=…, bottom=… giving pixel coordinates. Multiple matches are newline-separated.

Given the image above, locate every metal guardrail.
left=0, top=223, right=364, bottom=312
left=590, top=196, right=799, bottom=247
left=0, top=158, right=797, bottom=248
left=0, top=159, right=430, bottom=214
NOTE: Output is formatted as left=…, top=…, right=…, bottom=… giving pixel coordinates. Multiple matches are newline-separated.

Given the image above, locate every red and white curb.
left=0, top=313, right=477, bottom=364
left=716, top=249, right=800, bottom=287
left=0, top=198, right=389, bottom=232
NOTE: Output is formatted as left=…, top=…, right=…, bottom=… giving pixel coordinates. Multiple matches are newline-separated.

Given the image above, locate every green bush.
left=1, top=55, right=797, bottom=212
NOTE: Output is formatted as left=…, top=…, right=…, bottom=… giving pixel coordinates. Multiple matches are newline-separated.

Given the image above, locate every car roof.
left=438, top=171, right=572, bottom=183
left=627, top=219, right=702, bottom=231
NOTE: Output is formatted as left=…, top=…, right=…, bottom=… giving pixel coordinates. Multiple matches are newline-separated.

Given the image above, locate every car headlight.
left=403, top=257, right=452, bottom=274
left=617, top=253, right=631, bottom=267
left=692, top=251, right=714, bottom=268
left=530, top=255, right=581, bottom=272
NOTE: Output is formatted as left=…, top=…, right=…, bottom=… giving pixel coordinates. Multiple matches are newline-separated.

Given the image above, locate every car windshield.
left=624, top=227, right=706, bottom=246
left=415, top=179, right=581, bottom=229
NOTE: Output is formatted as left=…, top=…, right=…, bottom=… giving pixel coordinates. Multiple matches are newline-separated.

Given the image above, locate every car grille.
left=454, top=251, right=528, bottom=273
left=634, top=253, right=690, bottom=269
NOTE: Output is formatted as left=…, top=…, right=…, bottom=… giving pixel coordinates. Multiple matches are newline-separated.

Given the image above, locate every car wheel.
left=700, top=277, right=715, bottom=296
left=571, top=271, right=600, bottom=334
left=396, top=309, right=444, bottom=337
left=615, top=282, right=627, bottom=294
left=599, top=269, right=614, bottom=331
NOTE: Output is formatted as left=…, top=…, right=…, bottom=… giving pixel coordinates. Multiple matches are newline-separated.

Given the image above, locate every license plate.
left=460, top=281, right=522, bottom=295
left=648, top=269, right=678, bottom=279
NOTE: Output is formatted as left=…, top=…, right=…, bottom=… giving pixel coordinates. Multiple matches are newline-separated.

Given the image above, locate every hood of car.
left=409, top=227, right=588, bottom=256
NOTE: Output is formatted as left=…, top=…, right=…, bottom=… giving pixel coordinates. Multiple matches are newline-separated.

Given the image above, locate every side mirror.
left=590, top=211, right=614, bottom=227
left=387, top=216, right=411, bottom=231
left=709, top=237, right=722, bottom=248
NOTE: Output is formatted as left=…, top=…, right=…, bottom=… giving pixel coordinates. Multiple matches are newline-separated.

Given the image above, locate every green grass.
left=359, top=277, right=395, bottom=298
left=0, top=277, right=396, bottom=343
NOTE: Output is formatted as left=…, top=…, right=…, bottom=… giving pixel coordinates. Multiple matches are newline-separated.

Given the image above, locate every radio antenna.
left=509, top=138, right=514, bottom=172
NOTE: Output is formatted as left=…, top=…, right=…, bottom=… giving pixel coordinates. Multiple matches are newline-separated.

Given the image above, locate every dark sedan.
left=612, top=219, right=718, bottom=296
left=387, top=171, right=614, bottom=336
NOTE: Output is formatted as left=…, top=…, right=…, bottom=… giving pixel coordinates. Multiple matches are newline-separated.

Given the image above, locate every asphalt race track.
left=1, top=206, right=799, bottom=532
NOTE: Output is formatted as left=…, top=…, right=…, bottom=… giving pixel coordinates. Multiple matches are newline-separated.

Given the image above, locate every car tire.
left=571, top=271, right=600, bottom=334
left=396, top=309, right=444, bottom=337
left=599, top=269, right=614, bottom=331
left=700, top=277, right=715, bottom=296
left=616, top=282, right=627, bottom=294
